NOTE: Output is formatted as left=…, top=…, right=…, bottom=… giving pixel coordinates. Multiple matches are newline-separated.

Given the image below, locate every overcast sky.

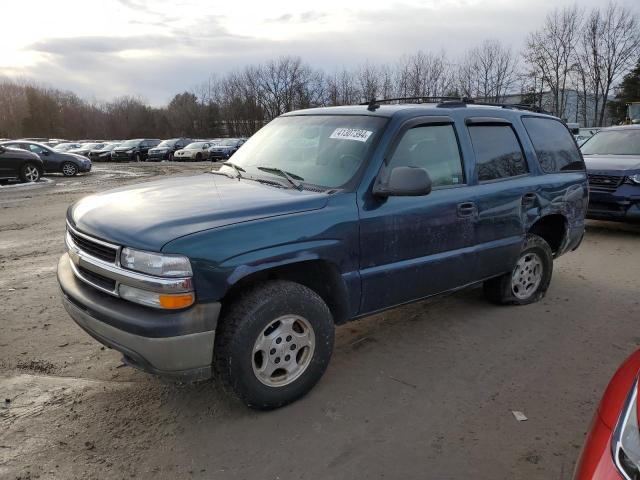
left=2, top=0, right=637, bottom=106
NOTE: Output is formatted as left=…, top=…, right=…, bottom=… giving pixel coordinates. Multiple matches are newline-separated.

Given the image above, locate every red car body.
left=574, top=349, right=640, bottom=479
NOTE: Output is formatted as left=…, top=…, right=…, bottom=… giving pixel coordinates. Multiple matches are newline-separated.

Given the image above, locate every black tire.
left=168, top=152, right=174, bottom=162
left=61, top=162, right=78, bottom=177
left=135, top=153, right=141, bottom=163
left=20, top=162, right=41, bottom=183
left=195, top=153, right=202, bottom=161
left=214, top=280, right=334, bottom=410
left=483, top=233, right=553, bottom=305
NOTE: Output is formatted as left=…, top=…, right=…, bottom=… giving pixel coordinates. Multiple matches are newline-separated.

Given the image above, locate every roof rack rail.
left=359, top=96, right=464, bottom=106
left=358, top=96, right=552, bottom=115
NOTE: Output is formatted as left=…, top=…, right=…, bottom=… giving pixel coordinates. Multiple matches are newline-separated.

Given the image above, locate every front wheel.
left=214, top=280, right=334, bottom=409
left=61, top=162, right=78, bottom=177
left=483, top=233, right=553, bottom=305
left=20, top=163, right=41, bottom=183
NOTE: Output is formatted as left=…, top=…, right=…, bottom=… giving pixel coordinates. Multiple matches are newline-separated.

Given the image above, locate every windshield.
left=185, top=142, right=207, bottom=149
left=220, top=115, right=386, bottom=189
left=219, top=139, right=239, bottom=146
left=157, top=140, right=177, bottom=148
left=119, top=139, right=141, bottom=147
left=77, top=143, right=100, bottom=150
left=54, top=143, right=78, bottom=151
left=102, top=143, right=120, bottom=151
left=581, top=130, right=640, bottom=155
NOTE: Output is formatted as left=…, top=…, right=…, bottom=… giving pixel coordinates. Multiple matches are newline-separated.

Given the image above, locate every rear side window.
left=388, top=124, right=464, bottom=187
left=468, top=125, right=528, bottom=182
left=522, top=117, right=585, bottom=172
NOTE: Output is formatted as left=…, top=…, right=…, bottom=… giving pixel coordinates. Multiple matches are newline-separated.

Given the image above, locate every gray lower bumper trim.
left=62, top=295, right=215, bottom=380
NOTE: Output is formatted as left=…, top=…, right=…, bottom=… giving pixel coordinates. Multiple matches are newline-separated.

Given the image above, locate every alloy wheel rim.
left=25, top=166, right=39, bottom=182
left=511, top=252, right=543, bottom=299
left=63, top=163, right=76, bottom=176
left=252, top=315, right=315, bottom=387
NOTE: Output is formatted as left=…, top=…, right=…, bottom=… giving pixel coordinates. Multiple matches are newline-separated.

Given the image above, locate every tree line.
left=0, top=1, right=638, bottom=140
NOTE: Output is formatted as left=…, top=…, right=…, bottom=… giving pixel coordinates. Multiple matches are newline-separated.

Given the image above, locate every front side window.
left=468, top=125, right=528, bottom=182
left=221, top=115, right=386, bottom=189
left=387, top=124, right=464, bottom=187
left=522, top=117, right=584, bottom=172
left=28, top=144, right=47, bottom=154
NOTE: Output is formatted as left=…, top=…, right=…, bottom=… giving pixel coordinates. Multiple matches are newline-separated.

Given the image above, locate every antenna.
left=367, top=98, right=380, bottom=111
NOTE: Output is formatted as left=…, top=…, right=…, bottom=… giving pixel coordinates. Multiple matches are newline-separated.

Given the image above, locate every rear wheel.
left=134, top=153, right=141, bottom=163
left=483, top=234, right=553, bottom=305
left=195, top=153, right=202, bottom=161
left=61, top=162, right=78, bottom=177
left=20, top=163, right=41, bottom=183
left=214, top=280, right=334, bottom=409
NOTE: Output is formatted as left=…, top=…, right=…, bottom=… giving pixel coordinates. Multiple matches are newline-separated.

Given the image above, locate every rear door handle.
left=522, top=192, right=537, bottom=205
left=457, top=202, right=477, bottom=218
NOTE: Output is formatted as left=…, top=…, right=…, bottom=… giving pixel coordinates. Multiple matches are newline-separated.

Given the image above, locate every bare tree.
left=458, top=40, right=519, bottom=101
left=396, top=51, right=454, bottom=98
left=524, top=5, right=582, bottom=118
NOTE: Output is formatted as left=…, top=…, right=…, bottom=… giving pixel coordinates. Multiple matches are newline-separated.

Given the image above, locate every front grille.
left=588, top=174, right=623, bottom=193
left=68, top=229, right=118, bottom=263
left=77, top=266, right=117, bottom=291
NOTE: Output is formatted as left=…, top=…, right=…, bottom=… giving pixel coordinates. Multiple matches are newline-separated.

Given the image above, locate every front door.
left=358, top=118, right=477, bottom=314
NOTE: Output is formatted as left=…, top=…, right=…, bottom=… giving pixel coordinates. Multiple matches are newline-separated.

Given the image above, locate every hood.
left=60, top=152, right=90, bottom=162
left=584, top=154, right=640, bottom=173
left=68, top=173, right=329, bottom=251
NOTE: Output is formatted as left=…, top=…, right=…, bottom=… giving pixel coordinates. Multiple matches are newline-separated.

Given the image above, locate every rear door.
left=26, top=143, right=56, bottom=171
left=465, top=118, right=532, bottom=279
left=358, top=117, right=477, bottom=313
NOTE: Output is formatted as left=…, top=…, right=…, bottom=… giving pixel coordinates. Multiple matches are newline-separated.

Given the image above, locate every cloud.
left=28, top=36, right=175, bottom=55
left=268, top=11, right=328, bottom=23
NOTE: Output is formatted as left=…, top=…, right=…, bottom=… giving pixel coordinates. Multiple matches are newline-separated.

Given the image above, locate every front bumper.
left=209, top=150, right=233, bottom=159
left=111, top=151, right=134, bottom=161
left=57, top=253, right=220, bottom=380
left=587, top=192, right=640, bottom=223
left=147, top=152, right=170, bottom=161
left=79, top=163, right=92, bottom=173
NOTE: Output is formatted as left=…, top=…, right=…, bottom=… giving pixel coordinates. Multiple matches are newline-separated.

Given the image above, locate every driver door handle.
left=457, top=202, right=477, bottom=218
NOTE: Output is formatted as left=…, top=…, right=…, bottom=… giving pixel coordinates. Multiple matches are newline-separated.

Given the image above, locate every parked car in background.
left=57, top=101, right=587, bottom=409
left=208, top=138, right=246, bottom=161
left=582, top=125, right=640, bottom=222
left=69, top=142, right=106, bottom=157
left=1, top=140, right=91, bottom=176
left=111, top=139, right=161, bottom=162
left=147, top=138, right=192, bottom=161
left=174, top=141, right=212, bottom=161
left=0, top=144, right=44, bottom=183
left=88, top=143, right=121, bottom=162
left=573, top=348, right=640, bottom=480
left=54, top=142, right=83, bottom=152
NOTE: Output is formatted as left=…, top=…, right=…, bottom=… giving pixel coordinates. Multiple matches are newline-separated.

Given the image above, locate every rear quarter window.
left=522, top=117, right=585, bottom=173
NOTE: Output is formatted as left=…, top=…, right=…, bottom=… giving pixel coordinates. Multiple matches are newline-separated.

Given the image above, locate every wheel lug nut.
left=270, top=348, right=276, bottom=355
left=276, top=337, right=282, bottom=344
left=290, top=344, right=296, bottom=350
left=285, top=355, right=291, bottom=361
left=275, top=357, right=280, bottom=364
left=286, top=335, right=292, bottom=342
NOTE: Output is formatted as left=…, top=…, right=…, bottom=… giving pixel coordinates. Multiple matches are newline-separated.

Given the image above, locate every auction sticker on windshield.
left=330, top=128, right=373, bottom=142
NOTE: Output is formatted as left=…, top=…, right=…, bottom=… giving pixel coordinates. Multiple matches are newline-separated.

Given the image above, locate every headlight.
left=613, top=379, right=640, bottom=479
left=120, top=247, right=192, bottom=277
left=629, top=174, right=640, bottom=185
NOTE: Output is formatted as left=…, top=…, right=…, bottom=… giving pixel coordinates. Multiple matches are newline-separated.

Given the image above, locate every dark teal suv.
left=57, top=99, right=587, bottom=409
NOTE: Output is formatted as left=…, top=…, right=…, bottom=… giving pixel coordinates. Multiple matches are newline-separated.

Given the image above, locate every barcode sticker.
left=329, top=128, right=373, bottom=142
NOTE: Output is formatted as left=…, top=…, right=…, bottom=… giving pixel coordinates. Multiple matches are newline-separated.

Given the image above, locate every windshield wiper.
left=256, top=166, right=304, bottom=190
left=221, top=161, right=245, bottom=179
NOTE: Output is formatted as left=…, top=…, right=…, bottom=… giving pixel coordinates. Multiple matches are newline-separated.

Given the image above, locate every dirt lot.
left=1, top=163, right=639, bottom=479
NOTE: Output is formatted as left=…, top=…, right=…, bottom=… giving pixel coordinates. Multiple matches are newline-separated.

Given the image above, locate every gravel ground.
left=1, top=163, right=639, bottom=479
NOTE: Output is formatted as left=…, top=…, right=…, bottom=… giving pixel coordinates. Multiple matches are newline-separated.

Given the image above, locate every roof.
left=283, top=103, right=558, bottom=121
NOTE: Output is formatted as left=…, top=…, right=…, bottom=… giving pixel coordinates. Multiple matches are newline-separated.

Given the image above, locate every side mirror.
left=373, top=166, right=432, bottom=197
left=41, top=150, right=50, bottom=156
